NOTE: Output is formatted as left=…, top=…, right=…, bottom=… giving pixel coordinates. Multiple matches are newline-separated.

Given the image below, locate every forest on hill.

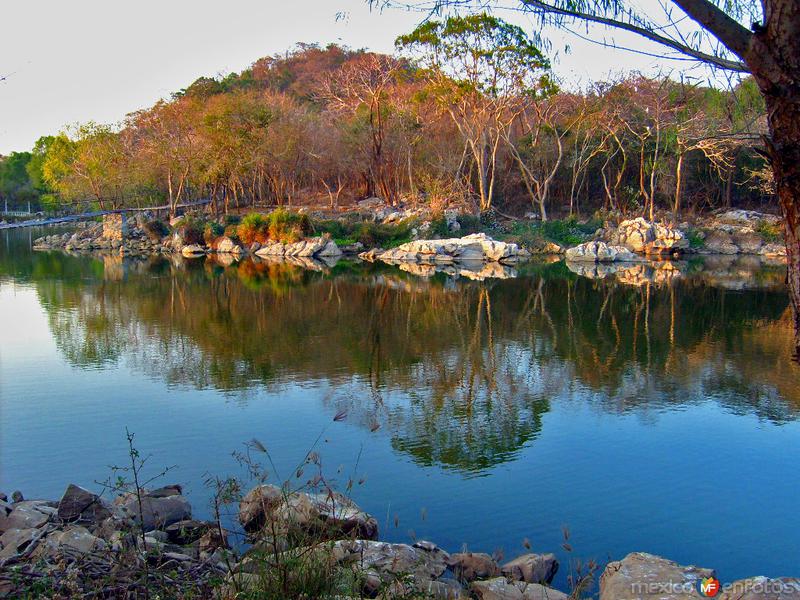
left=0, top=15, right=772, bottom=220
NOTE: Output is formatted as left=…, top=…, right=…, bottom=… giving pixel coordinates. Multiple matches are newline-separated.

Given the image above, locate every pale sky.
left=0, top=0, right=710, bottom=154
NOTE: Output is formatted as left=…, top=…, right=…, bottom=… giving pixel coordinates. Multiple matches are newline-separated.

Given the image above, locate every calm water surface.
left=1, top=227, right=799, bottom=590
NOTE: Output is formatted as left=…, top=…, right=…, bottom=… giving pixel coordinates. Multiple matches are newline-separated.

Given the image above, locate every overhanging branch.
left=520, top=0, right=749, bottom=72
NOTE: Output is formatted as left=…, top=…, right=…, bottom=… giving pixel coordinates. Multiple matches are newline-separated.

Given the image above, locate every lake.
left=1, top=226, right=799, bottom=591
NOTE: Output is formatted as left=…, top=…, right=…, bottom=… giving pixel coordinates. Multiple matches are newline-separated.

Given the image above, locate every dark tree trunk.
left=762, top=91, right=800, bottom=360
left=743, top=0, right=800, bottom=360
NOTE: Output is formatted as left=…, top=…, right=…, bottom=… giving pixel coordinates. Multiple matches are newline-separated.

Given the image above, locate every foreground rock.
left=599, top=552, right=715, bottom=600
left=239, top=484, right=378, bottom=541
left=501, top=553, right=558, bottom=585
left=471, top=578, right=568, bottom=600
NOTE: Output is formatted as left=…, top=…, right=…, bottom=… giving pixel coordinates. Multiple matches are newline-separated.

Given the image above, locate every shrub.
left=238, top=213, right=269, bottom=245
left=143, top=219, right=170, bottom=242
left=223, top=214, right=242, bottom=227
left=224, top=224, right=241, bottom=243
left=457, top=214, right=481, bottom=234
left=204, top=222, right=225, bottom=244
left=755, top=219, right=782, bottom=243
left=267, top=209, right=312, bottom=244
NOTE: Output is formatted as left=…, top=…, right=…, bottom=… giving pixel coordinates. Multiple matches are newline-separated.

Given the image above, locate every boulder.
left=255, top=241, right=286, bottom=257
left=448, top=552, right=500, bottom=582
left=116, top=492, right=191, bottom=530
left=316, top=239, right=343, bottom=258
left=565, top=241, right=638, bottom=263
left=704, top=231, right=739, bottom=254
left=732, top=232, right=764, bottom=253
left=501, top=553, right=558, bottom=585
left=718, top=576, right=800, bottom=599
left=181, top=244, right=206, bottom=257
left=0, top=501, right=52, bottom=531
left=471, top=578, right=569, bottom=600
left=42, top=525, right=107, bottom=556
left=239, top=485, right=285, bottom=532
left=215, top=237, right=242, bottom=254
left=334, top=539, right=449, bottom=589
left=599, top=552, right=715, bottom=600
left=612, top=218, right=688, bottom=254
left=57, top=484, right=111, bottom=524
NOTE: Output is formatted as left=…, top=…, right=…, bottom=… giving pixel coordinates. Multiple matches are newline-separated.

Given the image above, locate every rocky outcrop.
left=610, top=217, right=689, bottom=255
left=368, top=233, right=528, bottom=267
left=565, top=241, right=639, bottom=263
left=599, top=552, right=715, bottom=600
left=254, top=237, right=341, bottom=259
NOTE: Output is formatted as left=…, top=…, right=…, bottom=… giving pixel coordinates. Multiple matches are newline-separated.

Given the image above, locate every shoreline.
left=2, top=482, right=797, bottom=599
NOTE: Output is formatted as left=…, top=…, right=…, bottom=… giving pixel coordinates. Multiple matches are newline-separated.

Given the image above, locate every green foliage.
left=686, top=228, right=706, bottom=249
left=314, top=217, right=413, bottom=249
left=506, top=217, right=600, bottom=247
left=755, top=220, right=782, bottom=243
left=204, top=222, right=225, bottom=244
left=268, top=209, right=312, bottom=243
left=174, top=216, right=206, bottom=245
left=396, top=13, right=553, bottom=98
left=237, top=213, right=269, bottom=244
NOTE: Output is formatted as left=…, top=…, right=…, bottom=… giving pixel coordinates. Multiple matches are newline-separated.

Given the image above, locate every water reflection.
left=2, top=229, right=797, bottom=476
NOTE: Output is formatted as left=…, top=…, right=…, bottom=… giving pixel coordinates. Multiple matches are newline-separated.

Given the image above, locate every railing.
left=0, top=199, right=211, bottom=230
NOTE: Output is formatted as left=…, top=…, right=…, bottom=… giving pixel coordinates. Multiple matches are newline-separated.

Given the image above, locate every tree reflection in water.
left=4, top=241, right=797, bottom=474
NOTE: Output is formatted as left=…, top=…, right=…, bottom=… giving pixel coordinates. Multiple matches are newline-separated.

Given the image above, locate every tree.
left=396, top=13, right=554, bottom=211
left=385, top=0, right=800, bottom=357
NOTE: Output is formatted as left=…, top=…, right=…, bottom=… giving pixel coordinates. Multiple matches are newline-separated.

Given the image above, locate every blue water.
left=1, top=227, right=799, bottom=592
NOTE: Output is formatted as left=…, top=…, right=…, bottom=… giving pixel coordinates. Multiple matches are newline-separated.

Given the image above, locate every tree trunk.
left=762, top=91, right=800, bottom=361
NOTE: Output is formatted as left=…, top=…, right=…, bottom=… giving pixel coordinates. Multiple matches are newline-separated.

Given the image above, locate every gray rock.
left=42, top=525, right=107, bottom=556
left=704, top=231, right=739, bottom=254
left=599, top=552, right=714, bottom=600
left=116, top=494, right=191, bottom=530
left=565, top=241, right=639, bottom=263
left=471, top=577, right=569, bottom=600
left=334, top=539, right=449, bottom=588
left=0, top=501, right=52, bottom=531
left=11, top=491, right=24, bottom=503
left=501, top=553, right=558, bottom=585
left=0, top=528, right=39, bottom=559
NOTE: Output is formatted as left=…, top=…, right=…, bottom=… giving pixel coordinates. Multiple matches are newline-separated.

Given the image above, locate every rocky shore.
left=1, top=483, right=797, bottom=599
left=28, top=206, right=789, bottom=285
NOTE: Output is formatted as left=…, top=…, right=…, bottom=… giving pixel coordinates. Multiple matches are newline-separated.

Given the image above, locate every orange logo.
left=699, top=577, right=720, bottom=597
